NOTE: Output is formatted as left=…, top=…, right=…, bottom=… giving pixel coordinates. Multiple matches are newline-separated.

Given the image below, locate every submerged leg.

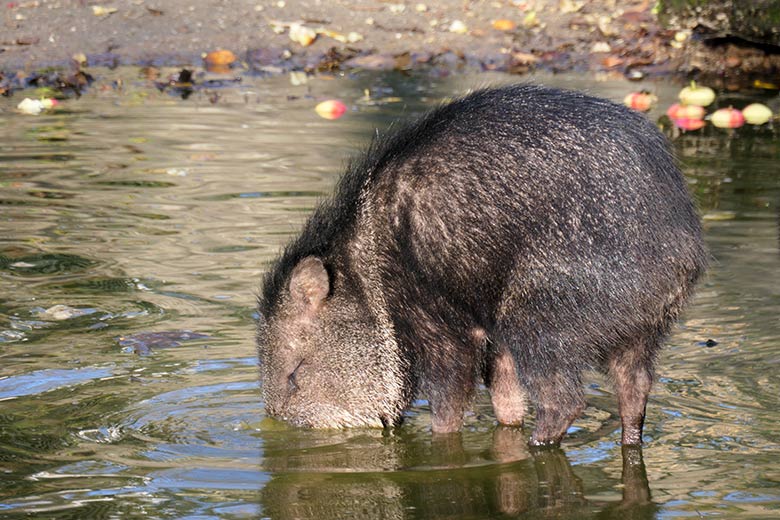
left=497, top=330, right=587, bottom=446
left=525, top=371, right=586, bottom=446
left=520, top=363, right=585, bottom=446
left=427, top=335, right=480, bottom=434
left=608, top=343, right=656, bottom=445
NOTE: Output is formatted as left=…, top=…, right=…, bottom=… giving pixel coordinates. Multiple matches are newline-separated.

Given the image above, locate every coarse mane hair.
left=257, top=92, right=470, bottom=317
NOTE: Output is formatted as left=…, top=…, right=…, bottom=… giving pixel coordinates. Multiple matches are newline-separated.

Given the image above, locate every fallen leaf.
left=560, top=0, right=585, bottom=13
left=602, top=55, right=624, bottom=68
left=37, top=304, right=97, bottom=321
left=289, top=70, right=308, bottom=85
left=317, top=28, right=362, bottom=43
left=492, top=19, right=517, bottom=31
left=448, top=20, right=468, bottom=34
left=139, top=66, right=160, bottom=81
left=15, top=36, right=39, bottom=45
left=72, top=52, right=87, bottom=66
left=753, top=79, right=778, bottom=90
left=597, top=15, right=617, bottom=37
left=118, top=330, right=208, bottom=355
left=522, top=11, right=538, bottom=27
left=290, top=23, right=317, bottom=46
left=344, top=54, right=397, bottom=70
left=511, top=51, right=538, bottom=65
left=92, top=5, right=117, bottom=16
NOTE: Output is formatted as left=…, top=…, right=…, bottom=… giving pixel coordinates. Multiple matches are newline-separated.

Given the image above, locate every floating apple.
left=666, top=103, right=705, bottom=120
left=623, top=92, right=657, bottom=112
left=678, top=83, right=716, bottom=107
left=17, top=97, right=58, bottom=115
left=315, top=99, right=347, bottom=120
left=40, top=98, right=59, bottom=109
left=711, top=107, right=745, bottom=129
left=204, top=49, right=236, bottom=73
left=742, top=103, right=772, bottom=125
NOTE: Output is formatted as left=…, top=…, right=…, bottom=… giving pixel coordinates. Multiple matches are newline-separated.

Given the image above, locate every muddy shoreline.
left=2, top=0, right=779, bottom=93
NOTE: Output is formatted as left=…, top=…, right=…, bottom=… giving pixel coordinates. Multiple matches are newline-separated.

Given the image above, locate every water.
left=0, top=69, right=778, bottom=519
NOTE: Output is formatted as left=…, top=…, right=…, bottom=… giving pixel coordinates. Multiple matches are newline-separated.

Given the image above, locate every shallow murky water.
left=0, top=69, right=778, bottom=519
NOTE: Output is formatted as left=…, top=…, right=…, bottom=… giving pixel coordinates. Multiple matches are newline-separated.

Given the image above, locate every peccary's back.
left=362, top=85, right=706, bottom=340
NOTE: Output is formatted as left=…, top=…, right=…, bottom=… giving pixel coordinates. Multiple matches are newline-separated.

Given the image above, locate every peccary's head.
left=257, top=256, right=409, bottom=429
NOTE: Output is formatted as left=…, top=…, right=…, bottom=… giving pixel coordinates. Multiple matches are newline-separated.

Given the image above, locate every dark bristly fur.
left=257, top=84, right=707, bottom=445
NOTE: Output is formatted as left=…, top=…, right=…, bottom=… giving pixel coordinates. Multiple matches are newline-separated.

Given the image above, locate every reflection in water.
left=260, top=427, right=655, bottom=519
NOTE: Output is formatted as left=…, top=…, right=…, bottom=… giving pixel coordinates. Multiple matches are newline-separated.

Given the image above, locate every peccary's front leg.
left=425, top=334, right=480, bottom=434
left=430, top=393, right=468, bottom=433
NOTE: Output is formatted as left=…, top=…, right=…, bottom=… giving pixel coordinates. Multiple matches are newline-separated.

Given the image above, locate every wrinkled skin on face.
left=257, top=257, right=408, bottom=429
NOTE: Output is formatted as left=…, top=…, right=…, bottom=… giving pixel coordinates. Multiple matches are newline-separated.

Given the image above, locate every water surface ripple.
left=0, top=70, right=778, bottom=519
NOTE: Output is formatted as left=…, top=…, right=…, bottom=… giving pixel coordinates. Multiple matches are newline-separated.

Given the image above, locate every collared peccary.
left=257, top=84, right=707, bottom=446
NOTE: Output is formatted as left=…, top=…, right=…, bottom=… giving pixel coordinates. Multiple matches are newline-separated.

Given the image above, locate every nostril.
left=287, top=359, right=305, bottom=392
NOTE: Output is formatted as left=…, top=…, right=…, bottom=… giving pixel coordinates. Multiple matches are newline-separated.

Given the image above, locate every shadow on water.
left=260, top=426, right=657, bottom=519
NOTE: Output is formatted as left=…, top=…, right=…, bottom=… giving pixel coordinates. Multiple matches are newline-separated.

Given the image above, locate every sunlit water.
left=0, top=69, right=778, bottom=519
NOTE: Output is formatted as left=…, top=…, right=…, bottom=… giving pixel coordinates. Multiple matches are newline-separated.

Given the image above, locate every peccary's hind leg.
left=485, top=341, right=527, bottom=426
left=607, top=341, right=657, bottom=445
left=524, top=370, right=586, bottom=446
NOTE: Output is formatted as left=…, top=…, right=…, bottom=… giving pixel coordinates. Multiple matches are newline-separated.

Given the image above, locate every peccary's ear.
left=289, top=256, right=330, bottom=312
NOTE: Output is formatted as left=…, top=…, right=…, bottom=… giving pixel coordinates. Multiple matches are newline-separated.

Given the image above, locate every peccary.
left=257, top=84, right=707, bottom=446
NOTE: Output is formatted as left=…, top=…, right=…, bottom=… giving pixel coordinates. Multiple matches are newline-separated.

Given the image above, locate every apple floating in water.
left=666, top=103, right=705, bottom=120
left=678, top=82, right=716, bottom=107
left=17, top=97, right=59, bottom=115
left=711, top=107, right=745, bottom=129
left=623, top=92, right=657, bottom=112
left=315, top=100, right=347, bottom=120
left=741, top=103, right=773, bottom=125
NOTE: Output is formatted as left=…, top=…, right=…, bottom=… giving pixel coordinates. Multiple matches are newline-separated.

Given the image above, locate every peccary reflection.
left=257, top=84, right=707, bottom=445
left=259, top=427, right=657, bottom=519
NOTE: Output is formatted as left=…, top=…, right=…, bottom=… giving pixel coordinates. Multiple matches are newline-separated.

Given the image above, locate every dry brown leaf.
left=602, top=55, right=624, bottom=68
left=511, top=51, right=538, bottom=65
left=290, top=23, right=317, bottom=46
left=492, top=19, right=517, bottom=31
